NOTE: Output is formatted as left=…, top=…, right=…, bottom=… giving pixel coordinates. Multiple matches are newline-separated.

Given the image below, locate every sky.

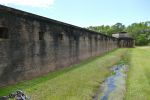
left=0, top=0, right=150, bottom=27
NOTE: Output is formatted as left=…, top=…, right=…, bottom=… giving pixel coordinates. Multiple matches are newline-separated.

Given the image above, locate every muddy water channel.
left=93, top=64, right=128, bottom=100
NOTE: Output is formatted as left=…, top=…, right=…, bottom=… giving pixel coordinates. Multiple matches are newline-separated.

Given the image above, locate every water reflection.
left=93, top=64, right=128, bottom=100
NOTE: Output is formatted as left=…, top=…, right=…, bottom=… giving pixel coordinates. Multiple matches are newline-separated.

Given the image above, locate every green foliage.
left=126, top=21, right=150, bottom=45
left=87, top=21, right=150, bottom=46
left=136, top=34, right=149, bottom=45
left=111, top=23, right=125, bottom=33
left=87, top=23, right=125, bottom=36
left=87, top=25, right=112, bottom=36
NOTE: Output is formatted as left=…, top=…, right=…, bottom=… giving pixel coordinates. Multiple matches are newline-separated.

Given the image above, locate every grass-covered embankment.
left=0, top=48, right=127, bottom=100
left=125, top=47, right=150, bottom=100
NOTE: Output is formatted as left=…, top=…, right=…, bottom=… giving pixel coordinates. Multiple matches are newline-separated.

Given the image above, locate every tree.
left=111, top=23, right=125, bottom=33
left=87, top=23, right=126, bottom=36
left=87, top=21, right=150, bottom=46
left=126, top=21, right=150, bottom=45
left=136, top=34, right=149, bottom=45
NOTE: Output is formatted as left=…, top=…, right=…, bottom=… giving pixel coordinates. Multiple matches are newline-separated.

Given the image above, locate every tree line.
left=87, top=21, right=150, bottom=46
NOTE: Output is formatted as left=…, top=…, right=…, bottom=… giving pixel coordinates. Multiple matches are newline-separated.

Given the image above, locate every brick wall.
left=0, top=5, right=118, bottom=87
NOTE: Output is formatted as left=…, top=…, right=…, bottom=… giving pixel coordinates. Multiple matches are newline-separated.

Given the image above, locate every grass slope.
left=0, top=49, right=127, bottom=100
left=125, top=46, right=150, bottom=100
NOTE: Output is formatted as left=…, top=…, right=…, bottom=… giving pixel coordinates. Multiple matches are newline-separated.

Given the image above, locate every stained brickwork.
left=0, top=5, right=125, bottom=87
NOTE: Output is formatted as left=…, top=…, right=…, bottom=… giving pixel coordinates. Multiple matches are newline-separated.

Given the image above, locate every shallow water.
left=93, top=64, right=127, bottom=100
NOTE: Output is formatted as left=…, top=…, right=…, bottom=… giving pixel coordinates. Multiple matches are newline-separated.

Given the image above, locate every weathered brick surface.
left=0, top=5, right=120, bottom=87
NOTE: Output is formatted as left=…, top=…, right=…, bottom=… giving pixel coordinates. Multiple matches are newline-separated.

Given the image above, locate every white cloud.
left=0, top=0, right=54, bottom=7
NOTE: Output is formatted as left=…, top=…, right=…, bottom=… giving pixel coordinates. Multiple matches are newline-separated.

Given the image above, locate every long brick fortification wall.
left=0, top=5, right=119, bottom=87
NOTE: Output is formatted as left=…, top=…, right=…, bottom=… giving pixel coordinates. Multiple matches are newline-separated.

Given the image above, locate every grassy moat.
left=0, top=47, right=150, bottom=100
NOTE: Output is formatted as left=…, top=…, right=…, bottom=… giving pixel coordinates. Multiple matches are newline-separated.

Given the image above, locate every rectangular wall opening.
left=59, top=33, right=64, bottom=41
left=0, top=27, right=8, bottom=39
left=39, top=32, right=44, bottom=40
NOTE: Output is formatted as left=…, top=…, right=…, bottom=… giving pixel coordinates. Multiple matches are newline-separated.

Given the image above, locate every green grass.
left=0, top=48, right=127, bottom=100
left=125, top=46, right=150, bottom=100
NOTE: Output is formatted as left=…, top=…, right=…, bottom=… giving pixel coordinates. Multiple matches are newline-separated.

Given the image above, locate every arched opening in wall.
left=39, top=31, right=44, bottom=40
left=0, top=27, right=9, bottom=40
